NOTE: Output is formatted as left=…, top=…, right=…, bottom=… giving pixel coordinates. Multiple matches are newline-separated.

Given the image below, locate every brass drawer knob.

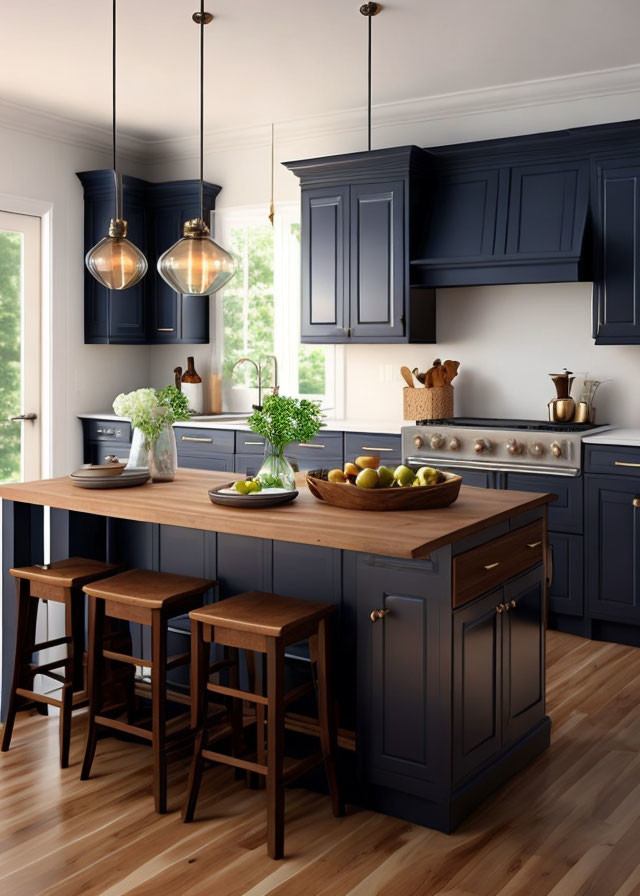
left=496, top=604, right=504, bottom=614
left=633, top=498, right=640, bottom=508
left=509, top=599, right=516, bottom=609
left=484, top=562, right=500, bottom=571
left=370, top=608, right=390, bottom=623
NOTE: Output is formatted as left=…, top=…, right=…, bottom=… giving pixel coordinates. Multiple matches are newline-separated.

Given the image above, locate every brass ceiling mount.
left=192, top=11, right=213, bottom=25
left=360, top=2, right=382, bottom=16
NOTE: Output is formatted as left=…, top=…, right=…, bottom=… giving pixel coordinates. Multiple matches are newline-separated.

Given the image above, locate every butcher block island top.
left=0, top=469, right=554, bottom=560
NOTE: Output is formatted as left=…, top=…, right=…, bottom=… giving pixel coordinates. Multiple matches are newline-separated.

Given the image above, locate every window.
left=215, top=205, right=343, bottom=415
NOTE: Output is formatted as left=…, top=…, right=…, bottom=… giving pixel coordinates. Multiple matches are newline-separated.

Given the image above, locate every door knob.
left=370, top=608, right=390, bottom=623
left=633, top=498, right=640, bottom=508
left=496, top=604, right=504, bottom=614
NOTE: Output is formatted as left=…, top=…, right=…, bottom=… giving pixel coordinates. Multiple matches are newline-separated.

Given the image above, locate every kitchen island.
left=1, top=470, right=553, bottom=832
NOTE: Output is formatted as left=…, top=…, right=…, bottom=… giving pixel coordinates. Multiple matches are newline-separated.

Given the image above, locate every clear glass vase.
left=149, top=425, right=177, bottom=482
left=256, top=441, right=296, bottom=490
left=127, top=427, right=150, bottom=469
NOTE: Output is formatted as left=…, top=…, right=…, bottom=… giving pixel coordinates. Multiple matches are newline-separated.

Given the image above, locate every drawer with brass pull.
left=286, top=431, right=343, bottom=462
left=174, top=426, right=234, bottom=455
left=344, top=432, right=401, bottom=463
left=452, top=520, right=545, bottom=608
left=585, top=444, right=640, bottom=477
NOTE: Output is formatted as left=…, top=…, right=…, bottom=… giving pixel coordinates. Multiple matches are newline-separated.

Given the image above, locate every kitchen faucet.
left=231, top=356, right=279, bottom=410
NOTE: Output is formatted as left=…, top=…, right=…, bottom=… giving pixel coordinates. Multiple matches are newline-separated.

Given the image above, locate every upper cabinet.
left=286, top=147, right=436, bottom=344
left=591, top=157, right=640, bottom=345
left=412, top=158, right=590, bottom=287
left=77, top=171, right=221, bottom=345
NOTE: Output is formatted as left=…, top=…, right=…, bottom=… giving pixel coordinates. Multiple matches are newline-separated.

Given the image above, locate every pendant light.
left=359, top=3, right=382, bottom=151
left=85, top=0, right=148, bottom=290
left=157, top=3, right=236, bottom=296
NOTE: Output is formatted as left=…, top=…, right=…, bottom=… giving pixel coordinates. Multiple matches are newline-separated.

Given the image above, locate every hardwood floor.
left=2, top=631, right=640, bottom=896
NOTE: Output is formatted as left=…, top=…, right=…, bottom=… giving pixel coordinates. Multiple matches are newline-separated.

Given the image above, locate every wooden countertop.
left=0, top=469, right=554, bottom=560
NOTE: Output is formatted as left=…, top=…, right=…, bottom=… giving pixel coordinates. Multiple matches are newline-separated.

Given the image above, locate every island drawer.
left=235, top=433, right=267, bottom=455
left=286, top=432, right=344, bottom=461
left=174, top=427, right=235, bottom=455
left=585, top=444, right=640, bottom=477
left=344, top=432, right=401, bottom=462
left=453, top=520, right=544, bottom=608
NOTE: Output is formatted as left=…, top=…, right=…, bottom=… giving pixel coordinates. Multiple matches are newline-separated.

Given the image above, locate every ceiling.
left=1, top=0, right=639, bottom=141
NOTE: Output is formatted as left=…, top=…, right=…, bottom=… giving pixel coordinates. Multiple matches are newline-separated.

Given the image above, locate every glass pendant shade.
left=86, top=218, right=148, bottom=290
left=157, top=218, right=236, bottom=296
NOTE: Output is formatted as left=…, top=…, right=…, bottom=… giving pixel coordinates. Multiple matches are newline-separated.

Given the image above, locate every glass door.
left=0, top=210, right=41, bottom=483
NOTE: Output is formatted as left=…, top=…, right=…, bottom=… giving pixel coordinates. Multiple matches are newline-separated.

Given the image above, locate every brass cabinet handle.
left=361, top=446, right=394, bottom=452
left=615, top=462, right=640, bottom=468
left=244, top=440, right=264, bottom=446
left=298, top=443, right=326, bottom=449
left=181, top=436, right=213, bottom=443
left=527, top=541, right=542, bottom=549
left=509, top=599, right=516, bottom=609
left=496, top=604, right=504, bottom=614
left=370, top=608, right=390, bottom=623
left=633, top=498, right=640, bottom=508
left=484, top=562, right=500, bottom=570
left=157, top=328, right=175, bottom=332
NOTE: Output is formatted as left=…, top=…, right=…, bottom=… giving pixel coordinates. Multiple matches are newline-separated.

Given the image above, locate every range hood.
left=410, top=157, right=591, bottom=287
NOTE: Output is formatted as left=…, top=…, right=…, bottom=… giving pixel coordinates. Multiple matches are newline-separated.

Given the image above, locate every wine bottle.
left=181, top=356, right=203, bottom=414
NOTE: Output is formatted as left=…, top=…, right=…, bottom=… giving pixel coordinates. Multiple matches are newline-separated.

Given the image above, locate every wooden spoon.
left=400, top=366, right=415, bottom=388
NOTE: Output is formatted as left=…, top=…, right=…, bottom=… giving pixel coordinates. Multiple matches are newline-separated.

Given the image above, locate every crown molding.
left=1, top=63, right=640, bottom=167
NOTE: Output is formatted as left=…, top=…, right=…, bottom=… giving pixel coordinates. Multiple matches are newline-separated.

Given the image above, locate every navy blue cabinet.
left=286, top=147, right=436, bottom=344
left=77, top=171, right=220, bottom=345
left=586, top=473, right=640, bottom=625
left=592, top=158, right=640, bottom=344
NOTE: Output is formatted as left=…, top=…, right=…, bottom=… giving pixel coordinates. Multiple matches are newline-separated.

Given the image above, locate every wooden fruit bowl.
left=306, top=471, right=462, bottom=512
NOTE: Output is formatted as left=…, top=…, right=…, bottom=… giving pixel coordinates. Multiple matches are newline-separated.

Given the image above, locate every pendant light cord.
left=367, top=10, right=372, bottom=151
left=112, top=0, right=121, bottom=220
left=199, top=0, right=205, bottom=223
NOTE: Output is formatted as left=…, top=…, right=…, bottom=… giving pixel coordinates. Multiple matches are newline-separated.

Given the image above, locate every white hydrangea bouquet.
left=113, top=386, right=190, bottom=481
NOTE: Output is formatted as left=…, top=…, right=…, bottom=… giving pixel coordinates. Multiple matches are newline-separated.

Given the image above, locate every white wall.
left=144, top=87, right=640, bottom=428
left=0, top=125, right=150, bottom=474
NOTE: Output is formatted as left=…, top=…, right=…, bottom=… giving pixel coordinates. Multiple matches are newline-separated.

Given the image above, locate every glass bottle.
left=181, top=356, right=203, bottom=414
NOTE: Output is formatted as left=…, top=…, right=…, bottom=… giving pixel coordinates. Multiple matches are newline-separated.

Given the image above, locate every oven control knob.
left=550, top=441, right=563, bottom=458
left=474, top=438, right=491, bottom=454
left=505, top=438, right=522, bottom=456
left=529, top=441, right=545, bottom=458
left=430, top=433, right=444, bottom=450
left=448, top=437, right=461, bottom=451
left=413, top=435, right=424, bottom=449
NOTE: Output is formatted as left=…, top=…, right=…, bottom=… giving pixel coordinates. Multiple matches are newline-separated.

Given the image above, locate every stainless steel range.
left=402, top=418, right=611, bottom=477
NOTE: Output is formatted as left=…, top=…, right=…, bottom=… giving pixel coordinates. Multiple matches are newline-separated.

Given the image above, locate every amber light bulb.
left=86, top=218, right=148, bottom=290
left=157, top=218, right=236, bottom=296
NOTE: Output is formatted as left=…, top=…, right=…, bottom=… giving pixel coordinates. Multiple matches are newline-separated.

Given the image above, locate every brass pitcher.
left=548, top=371, right=576, bottom=423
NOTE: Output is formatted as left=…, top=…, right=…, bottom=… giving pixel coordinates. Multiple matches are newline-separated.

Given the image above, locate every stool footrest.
left=201, top=748, right=268, bottom=777
left=207, top=682, right=268, bottom=706
left=30, top=658, right=68, bottom=678
left=15, top=688, right=62, bottom=709
left=166, top=652, right=190, bottom=671
left=94, top=715, right=153, bottom=741
left=32, top=635, right=72, bottom=652
left=103, top=649, right=151, bottom=668
left=282, top=750, right=324, bottom=786
left=284, top=680, right=315, bottom=708
left=209, top=658, right=236, bottom=675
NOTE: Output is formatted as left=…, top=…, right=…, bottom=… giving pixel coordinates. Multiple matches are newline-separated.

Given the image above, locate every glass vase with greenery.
left=113, top=386, right=191, bottom=481
left=248, top=394, right=323, bottom=489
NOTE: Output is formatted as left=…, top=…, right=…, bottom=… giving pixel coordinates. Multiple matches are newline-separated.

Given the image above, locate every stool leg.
left=81, top=596, right=105, bottom=780
left=183, top=620, right=209, bottom=823
left=245, top=651, right=263, bottom=790
left=59, top=591, right=74, bottom=769
left=266, top=638, right=285, bottom=860
left=227, top=646, right=244, bottom=773
left=70, top=589, right=86, bottom=692
left=1, top=579, right=36, bottom=753
left=316, top=618, right=344, bottom=818
left=151, top=610, right=168, bottom=814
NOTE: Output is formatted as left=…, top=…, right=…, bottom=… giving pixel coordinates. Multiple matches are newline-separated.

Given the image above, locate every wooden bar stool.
left=183, top=591, right=344, bottom=859
left=2, top=557, right=121, bottom=768
left=80, top=568, right=215, bottom=813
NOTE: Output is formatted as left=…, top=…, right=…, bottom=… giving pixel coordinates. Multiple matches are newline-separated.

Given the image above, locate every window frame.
left=214, top=203, right=344, bottom=418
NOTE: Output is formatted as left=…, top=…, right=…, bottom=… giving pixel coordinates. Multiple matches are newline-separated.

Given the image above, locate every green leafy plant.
left=157, top=385, right=191, bottom=422
left=247, top=394, right=323, bottom=450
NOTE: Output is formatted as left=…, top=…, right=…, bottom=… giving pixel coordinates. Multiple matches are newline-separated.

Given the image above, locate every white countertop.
left=79, top=413, right=402, bottom=435
left=583, top=427, right=640, bottom=447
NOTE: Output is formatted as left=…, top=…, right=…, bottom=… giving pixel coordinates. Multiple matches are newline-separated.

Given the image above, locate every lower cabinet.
left=453, top=565, right=545, bottom=784
left=547, top=531, right=583, bottom=617
left=177, top=453, right=234, bottom=472
left=586, top=474, right=640, bottom=624
left=438, top=465, right=498, bottom=489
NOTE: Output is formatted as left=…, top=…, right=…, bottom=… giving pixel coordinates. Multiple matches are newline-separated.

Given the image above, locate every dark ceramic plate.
left=208, top=484, right=298, bottom=508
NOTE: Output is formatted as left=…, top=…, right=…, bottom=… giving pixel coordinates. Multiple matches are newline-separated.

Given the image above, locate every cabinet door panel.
left=593, top=161, right=640, bottom=343
left=586, top=476, right=640, bottom=623
left=548, top=532, right=583, bottom=617
left=176, top=453, right=234, bottom=472
left=453, top=589, right=502, bottom=783
left=301, top=187, right=348, bottom=340
left=357, top=557, right=448, bottom=797
left=350, top=182, right=404, bottom=339
left=437, top=466, right=496, bottom=489
left=424, top=169, right=500, bottom=259
left=505, top=472, right=582, bottom=534
left=502, top=566, right=545, bottom=745
left=234, top=454, right=262, bottom=478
